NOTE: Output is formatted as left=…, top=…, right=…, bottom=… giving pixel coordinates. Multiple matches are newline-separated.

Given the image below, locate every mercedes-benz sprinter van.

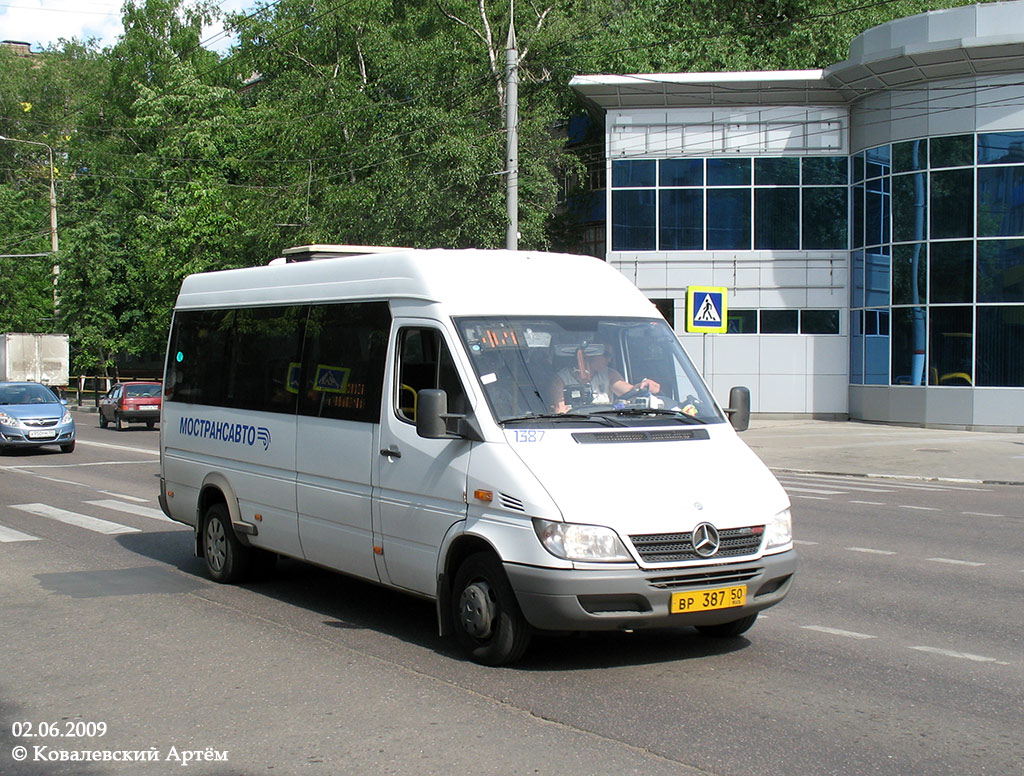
left=159, top=246, right=795, bottom=665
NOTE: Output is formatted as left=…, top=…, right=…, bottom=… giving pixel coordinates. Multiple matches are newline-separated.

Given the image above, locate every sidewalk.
left=740, top=418, right=1024, bottom=485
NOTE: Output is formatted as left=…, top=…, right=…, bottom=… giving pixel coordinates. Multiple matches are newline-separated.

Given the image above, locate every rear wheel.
left=695, top=613, right=758, bottom=638
left=202, top=504, right=252, bottom=583
left=451, top=552, right=531, bottom=666
left=145, top=421, right=155, bottom=430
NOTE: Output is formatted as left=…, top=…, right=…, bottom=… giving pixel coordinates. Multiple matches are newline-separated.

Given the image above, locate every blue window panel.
left=865, top=177, right=890, bottom=247
left=612, top=159, right=655, bottom=188
left=865, top=249, right=891, bottom=307
left=864, top=309, right=890, bottom=385
left=930, top=134, right=973, bottom=169
left=891, top=307, right=927, bottom=386
left=659, top=189, right=703, bottom=250
left=893, top=139, right=927, bottom=173
left=866, top=145, right=891, bottom=179
left=802, top=157, right=848, bottom=185
left=930, top=168, right=974, bottom=239
left=754, top=188, right=799, bottom=249
left=978, top=131, right=1024, bottom=165
left=852, top=183, right=865, bottom=248
left=929, top=306, right=973, bottom=386
left=660, top=159, right=703, bottom=187
left=611, top=190, right=656, bottom=251
left=976, top=306, right=1024, bottom=386
left=977, top=239, right=1024, bottom=302
left=850, top=311, right=864, bottom=384
left=930, top=241, right=973, bottom=304
left=755, top=157, right=799, bottom=185
left=977, top=166, right=1024, bottom=238
left=892, top=173, right=928, bottom=243
left=707, top=158, right=751, bottom=186
left=707, top=189, right=751, bottom=249
left=851, top=250, right=865, bottom=309
left=802, top=187, right=849, bottom=249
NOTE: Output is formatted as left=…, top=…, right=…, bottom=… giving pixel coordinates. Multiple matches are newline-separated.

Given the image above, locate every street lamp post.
left=0, top=134, right=58, bottom=252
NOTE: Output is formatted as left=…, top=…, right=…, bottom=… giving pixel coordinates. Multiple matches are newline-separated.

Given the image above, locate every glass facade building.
left=571, top=1, right=1024, bottom=429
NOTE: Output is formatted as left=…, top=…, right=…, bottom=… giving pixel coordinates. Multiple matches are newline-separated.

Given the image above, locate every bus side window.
left=396, top=328, right=468, bottom=422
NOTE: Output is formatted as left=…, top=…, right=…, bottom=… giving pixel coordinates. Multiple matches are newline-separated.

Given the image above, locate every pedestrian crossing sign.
left=686, top=286, right=727, bottom=333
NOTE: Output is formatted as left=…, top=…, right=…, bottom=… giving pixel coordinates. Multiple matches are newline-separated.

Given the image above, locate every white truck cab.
left=159, top=247, right=794, bottom=664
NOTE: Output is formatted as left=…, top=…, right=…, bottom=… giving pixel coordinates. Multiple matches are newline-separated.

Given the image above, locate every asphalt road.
left=1, top=420, right=1021, bottom=775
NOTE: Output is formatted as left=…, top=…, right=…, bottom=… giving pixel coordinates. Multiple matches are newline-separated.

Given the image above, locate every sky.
left=0, top=0, right=256, bottom=55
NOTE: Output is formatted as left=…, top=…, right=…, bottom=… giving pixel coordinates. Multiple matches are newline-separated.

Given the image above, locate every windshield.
left=0, top=383, right=60, bottom=405
left=456, top=316, right=723, bottom=425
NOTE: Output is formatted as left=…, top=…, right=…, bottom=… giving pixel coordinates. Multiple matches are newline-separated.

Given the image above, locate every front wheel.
left=695, top=613, right=758, bottom=638
left=60, top=441, right=75, bottom=453
left=451, top=552, right=531, bottom=666
left=115, top=412, right=125, bottom=431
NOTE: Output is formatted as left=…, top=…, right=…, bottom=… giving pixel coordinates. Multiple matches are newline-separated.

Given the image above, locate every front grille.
left=22, top=418, right=58, bottom=427
left=629, top=526, right=764, bottom=563
left=647, top=567, right=763, bottom=590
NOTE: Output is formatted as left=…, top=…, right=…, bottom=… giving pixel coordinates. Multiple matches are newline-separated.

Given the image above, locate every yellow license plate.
left=670, top=585, right=746, bottom=614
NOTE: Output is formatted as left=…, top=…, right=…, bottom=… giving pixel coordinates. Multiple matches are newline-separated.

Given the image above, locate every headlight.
left=0, top=412, right=19, bottom=427
left=765, top=508, right=792, bottom=550
left=533, top=519, right=632, bottom=562
left=61, top=409, right=73, bottom=424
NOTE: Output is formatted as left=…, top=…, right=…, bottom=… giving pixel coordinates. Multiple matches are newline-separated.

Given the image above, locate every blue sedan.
left=0, top=381, right=76, bottom=454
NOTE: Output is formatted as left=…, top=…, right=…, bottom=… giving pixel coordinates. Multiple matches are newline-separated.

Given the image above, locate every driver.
left=551, top=343, right=660, bottom=413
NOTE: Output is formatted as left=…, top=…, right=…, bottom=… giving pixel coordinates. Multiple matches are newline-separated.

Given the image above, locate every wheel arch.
left=436, top=533, right=500, bottom=637
left=195, top=473, right=248, bottom=556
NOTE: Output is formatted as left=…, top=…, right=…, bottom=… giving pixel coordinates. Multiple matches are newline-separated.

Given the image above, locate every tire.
left=60, top=440, right=75, bottom=454
left=202, top=503, right=253, bottom=583
left=451, top=552, right=531, bottom=666
left=115, top=412, right=125, bottom=431
left=98, top=412, right=108, bottom=429
left=695, top=613, right=758, bottom=639
left=146, top=421, right=155, bottom=430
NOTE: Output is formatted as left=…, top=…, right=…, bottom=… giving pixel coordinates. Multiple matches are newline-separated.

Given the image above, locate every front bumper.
left=505, top=549, right=796, bottom=631
left=0, top=424, right=76, bottom=449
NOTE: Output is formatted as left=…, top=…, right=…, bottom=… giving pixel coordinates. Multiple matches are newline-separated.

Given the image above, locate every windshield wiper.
left=591, top=408, right=709, bottom=424
left=500, top=412, right=622, bottom=427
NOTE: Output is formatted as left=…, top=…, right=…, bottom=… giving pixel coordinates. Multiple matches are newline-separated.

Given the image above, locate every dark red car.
left=98, top=381, right=162, bottom=430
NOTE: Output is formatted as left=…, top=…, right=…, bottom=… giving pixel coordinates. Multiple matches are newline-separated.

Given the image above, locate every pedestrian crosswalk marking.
left=0, top=523, right=40, bottom=543
left=85, top=500, right=173, bottom=523
left=11, top=503, right=139, bottom=535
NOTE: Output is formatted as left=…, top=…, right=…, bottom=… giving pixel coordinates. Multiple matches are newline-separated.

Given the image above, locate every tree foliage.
left=0, top=0, right=996, bottom=373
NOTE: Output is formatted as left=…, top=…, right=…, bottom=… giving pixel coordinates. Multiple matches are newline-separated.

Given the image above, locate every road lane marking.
left=927, top=557, right=985, bottom=567
left=850, top=500, right=887, bottom=505
left=96, top=491, right=149, bottom=503
left=0, top=524, right=40, bottom=543
left=962, top=511, right=1005, bottom=518
left=85, top=500, right=173, bottom=523
left=802, top=626, right=877, bottom=640
left=847, top=547, right=897, bottom=555
left=909, top=646, right=1010, bottom=665
left=791, top=495, right=830, bottom=500
left=11, top=504, right=139, bottom=535
left=75, top=439, right=159, bottom=456
left=899, top=505, right=941, bottom=511
left=793, top=540, right=818, bottom=546
left=780, top=486, right=845, bottom=495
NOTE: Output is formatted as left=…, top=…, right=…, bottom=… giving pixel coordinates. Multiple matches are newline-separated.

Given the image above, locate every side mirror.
left=726, top=386, right=750, bottom=432
left=416, top=389, right=449, bottom=439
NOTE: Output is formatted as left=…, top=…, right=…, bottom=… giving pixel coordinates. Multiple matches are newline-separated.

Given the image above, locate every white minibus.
left=159, top=246, right=795, bottom=665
